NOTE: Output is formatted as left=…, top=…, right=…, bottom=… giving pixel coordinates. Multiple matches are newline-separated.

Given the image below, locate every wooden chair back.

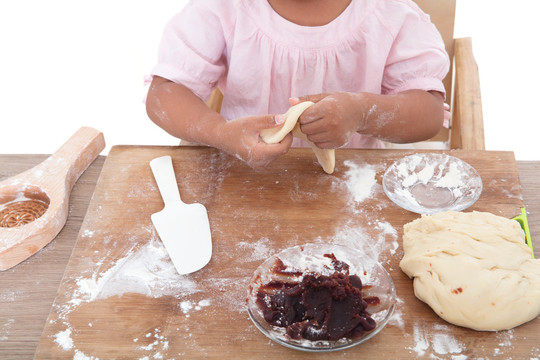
left=415, top=0, right=484, bottom=150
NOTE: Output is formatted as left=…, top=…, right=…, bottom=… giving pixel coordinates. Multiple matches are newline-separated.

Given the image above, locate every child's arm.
left=146, top=76, right=292, bottom=169
left=292, top=90, right=444, bottom=149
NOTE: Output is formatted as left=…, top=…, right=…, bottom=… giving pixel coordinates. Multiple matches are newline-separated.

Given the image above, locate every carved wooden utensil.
left=0, top=127, right=105, bottom=270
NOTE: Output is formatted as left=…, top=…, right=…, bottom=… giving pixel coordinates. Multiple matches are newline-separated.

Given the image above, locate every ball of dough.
left=399, top=211, right=540, bottom=331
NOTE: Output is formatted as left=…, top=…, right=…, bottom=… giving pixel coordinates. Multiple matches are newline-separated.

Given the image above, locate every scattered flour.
left=388, top=297, right=404, bottom=329
left=81, top=229, right=95, bottom=237
left=201, top=276, right=249, bottom=312
left=288, top=181, right=319, bottom=202
left=343, top=160, right=378, bottom=203
left=179, top=299, right=211, bottom=315
left=49, top=219, right=253, bottom=358
left=179, top=301, right=193, bottom=315
left=54, top=327, right=74, bottom=351
left=374, top=220, right=399, bottom=255
left=73, top=350, right=99, bottom=360
left=134, top=328, right=169, bottom=359
left=409, top=323, right=465, bottom=358
left=0, top=290, right=23, bottom=303
left=69, top=239, right=200, bottom=304
left=51, top=226, right=210, bottom=357
left=325, top=219, right=398, bottom=264
left=496, top=329, right=514, bottom=347
left=236, top=237, right=273, bottom=261
left=0, top=318, right=15, bottom=341
left=410, top=325, right=429, bottom=357
left=198, top=299, right=211, bottom=307
left=432, top=332, right=462, bottom=355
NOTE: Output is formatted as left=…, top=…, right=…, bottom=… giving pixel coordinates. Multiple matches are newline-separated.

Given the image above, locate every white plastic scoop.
left=150, top=155, right=212, bottom=275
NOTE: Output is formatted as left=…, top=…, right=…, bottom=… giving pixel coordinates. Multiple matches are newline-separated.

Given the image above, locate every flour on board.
left=408, top=323, right=465, bottom=358
left=54, top=327, right=74, bottom=351
left=325, top=219, right=398, bottom=263
left=342, top=160, right=378, bottom=203
left=70, top=239, right=200, bottom=304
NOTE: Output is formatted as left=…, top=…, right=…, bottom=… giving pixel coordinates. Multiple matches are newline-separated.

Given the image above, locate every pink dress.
left=151, top=0, right=450, bottom=148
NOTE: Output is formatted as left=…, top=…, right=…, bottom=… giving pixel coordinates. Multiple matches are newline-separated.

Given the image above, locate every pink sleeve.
left=381, top=5, right=450, bottom=99
left=151, top=2, right=227, bottom=101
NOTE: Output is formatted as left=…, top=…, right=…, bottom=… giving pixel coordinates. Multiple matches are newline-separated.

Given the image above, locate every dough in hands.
left=260, top=102, right=335, bottom=174
left=399, top=211, right=540, bottom=331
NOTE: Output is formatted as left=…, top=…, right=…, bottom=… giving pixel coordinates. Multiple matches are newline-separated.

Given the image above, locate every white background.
left=1, top=0, right=539, bottom=160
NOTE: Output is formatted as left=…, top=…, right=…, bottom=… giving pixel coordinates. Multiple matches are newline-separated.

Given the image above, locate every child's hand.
left=291, top=90, right=445, bottom=146
left=218, top=114, right=293, bottom=169
left=290, top=92, right=364, bottom=149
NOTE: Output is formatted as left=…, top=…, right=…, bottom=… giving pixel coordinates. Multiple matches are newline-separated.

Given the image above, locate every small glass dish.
left=382, top=153, right=483, bottom=214
left=246, top=243, right=396, bottom=352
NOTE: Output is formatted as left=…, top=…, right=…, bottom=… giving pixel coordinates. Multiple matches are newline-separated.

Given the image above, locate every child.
left=146, top=0, right=450, bottom=169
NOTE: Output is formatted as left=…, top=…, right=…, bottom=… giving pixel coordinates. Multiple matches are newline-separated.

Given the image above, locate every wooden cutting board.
left=35, top=146, right=539, bottom=359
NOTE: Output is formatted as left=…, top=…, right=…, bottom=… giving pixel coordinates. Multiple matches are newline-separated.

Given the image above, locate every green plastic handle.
left=513, top=208, right=534, bottom=258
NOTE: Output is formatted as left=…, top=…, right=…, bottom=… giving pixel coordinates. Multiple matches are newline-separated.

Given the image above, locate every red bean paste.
left=255, top=253, right=378, bottom=341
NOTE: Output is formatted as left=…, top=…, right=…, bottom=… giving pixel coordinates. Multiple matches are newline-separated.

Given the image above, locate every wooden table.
left=0, top=150, right=539, bottom=359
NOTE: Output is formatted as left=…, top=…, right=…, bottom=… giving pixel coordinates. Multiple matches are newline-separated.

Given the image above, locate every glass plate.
left=382, top=153, right=483, bottom=214
left=246, top=243, right=396, bottom=352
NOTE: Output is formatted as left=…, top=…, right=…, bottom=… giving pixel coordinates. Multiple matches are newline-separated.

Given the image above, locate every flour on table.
left=51, top=226, right=208, bottom=356
left=0, top=318, right=15, bottom=341
left=497, top=330, right=514, bottom=347
left=324, top=219, right=398, bottom=264
left=408, top=322, right=465, bottom=358
left=489, top=179, right=523, bottom=200
left=81, top=229, right=95, bottom=238
left=73, top=350, right=99, bottom=360
left=288, top=182, right=319, bottom=202
left=180, top=299, right=211, bottom=315
left=201, top=276, right=250, bottom=312
left=337, top=160, right=395, bottom=247
left=236, top=237, right=273, bottom=261
left=342, top=160, right=378, bottom=203
left=387, top=297, right=404, bottom=329
left=373, top=220, right=399, bottom=255
left=50, top=221, right=250, bottom=356
left=54, top=327, right=74, bottom=351
left=0, top=290, right=23, bottom=303
left=70, top=239, right=199, bottom=304
left=128, top=327, right=170, bottom=360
